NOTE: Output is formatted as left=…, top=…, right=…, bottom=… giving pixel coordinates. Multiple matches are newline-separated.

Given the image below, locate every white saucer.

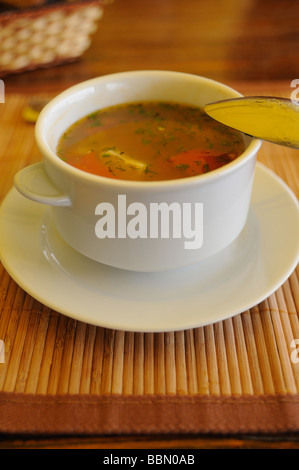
left=0, top=163, right=298, bottom=332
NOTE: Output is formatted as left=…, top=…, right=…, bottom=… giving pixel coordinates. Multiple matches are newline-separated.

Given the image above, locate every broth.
left=57, top=101, right=245, bottom=181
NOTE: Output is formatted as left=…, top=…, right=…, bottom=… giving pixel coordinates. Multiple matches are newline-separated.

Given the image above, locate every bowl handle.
left=14, top=162, right=71, bottom=207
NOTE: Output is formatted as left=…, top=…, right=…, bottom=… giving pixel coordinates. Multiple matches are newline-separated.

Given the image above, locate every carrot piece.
left=167, top=149, right=235, bottom=176
left=70, top=151, right=118, bottom=179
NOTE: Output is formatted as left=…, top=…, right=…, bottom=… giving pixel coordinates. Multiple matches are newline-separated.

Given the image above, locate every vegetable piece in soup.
left=57, top=101, right=245, bottom=181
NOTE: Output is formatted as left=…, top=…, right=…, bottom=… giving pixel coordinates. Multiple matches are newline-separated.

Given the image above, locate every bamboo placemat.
left=0, top=85, right=299, bottom=435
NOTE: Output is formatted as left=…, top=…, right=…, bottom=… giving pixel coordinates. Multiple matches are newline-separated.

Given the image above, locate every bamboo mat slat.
left=0, top=85, right=298, bottom=435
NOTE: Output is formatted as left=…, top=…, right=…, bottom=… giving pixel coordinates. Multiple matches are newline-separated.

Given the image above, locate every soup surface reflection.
left=57, top=101, right=245, bottom=181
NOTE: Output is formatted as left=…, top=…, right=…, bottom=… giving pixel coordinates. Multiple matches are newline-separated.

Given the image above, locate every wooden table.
left=1, top=0, right=299, bottom=450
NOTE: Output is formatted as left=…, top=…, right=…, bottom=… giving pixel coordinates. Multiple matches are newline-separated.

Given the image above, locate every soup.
left=57, top=101, right=245, bottom=181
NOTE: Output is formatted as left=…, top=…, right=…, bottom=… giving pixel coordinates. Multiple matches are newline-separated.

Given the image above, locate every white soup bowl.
left=14, top=71, right=261, bottom=272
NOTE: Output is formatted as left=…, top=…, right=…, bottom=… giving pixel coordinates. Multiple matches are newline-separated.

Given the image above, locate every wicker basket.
left=0, top=0, right=112, bottom=77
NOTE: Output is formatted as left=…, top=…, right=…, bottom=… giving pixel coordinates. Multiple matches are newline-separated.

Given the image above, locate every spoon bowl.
left=204, top=96, right=299, bottom=149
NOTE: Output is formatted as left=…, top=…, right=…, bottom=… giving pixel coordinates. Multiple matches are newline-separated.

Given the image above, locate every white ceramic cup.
left=14, top=71, right=261, bottom=272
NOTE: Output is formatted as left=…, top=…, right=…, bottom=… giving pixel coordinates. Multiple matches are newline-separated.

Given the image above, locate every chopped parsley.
left=176, top=164, right=190, bottom=170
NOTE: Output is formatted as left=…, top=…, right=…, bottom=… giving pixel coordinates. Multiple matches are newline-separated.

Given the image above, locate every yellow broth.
left=56, top=101, right=245, bottom=181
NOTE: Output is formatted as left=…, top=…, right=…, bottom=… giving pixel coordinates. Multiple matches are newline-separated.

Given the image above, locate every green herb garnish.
left=176, top=164, right=190, bottom=170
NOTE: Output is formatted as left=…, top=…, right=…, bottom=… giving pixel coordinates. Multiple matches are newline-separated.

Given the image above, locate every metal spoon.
left=204, top=96, right=299, bottom=149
